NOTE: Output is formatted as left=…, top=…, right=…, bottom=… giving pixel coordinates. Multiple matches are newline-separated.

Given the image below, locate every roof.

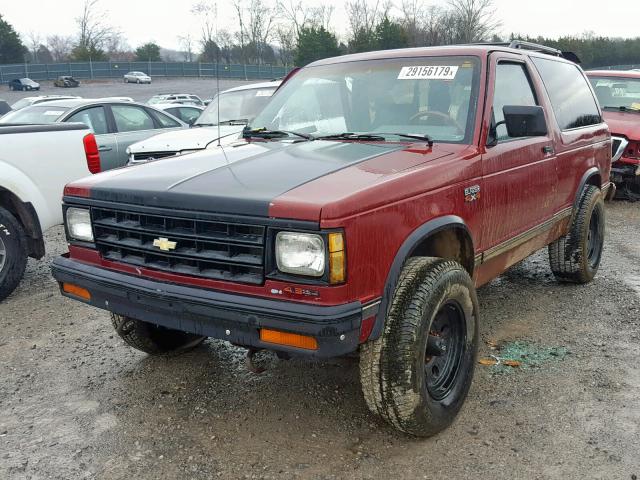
left=21, top=98, right=148, bottom=109
left=308, top=44, right=577, bottom=67
left=586, top=70, right=640, bottom=79
left=222, top=80, right=281, bottom=94
left=152, top=103, right=205, bottom=110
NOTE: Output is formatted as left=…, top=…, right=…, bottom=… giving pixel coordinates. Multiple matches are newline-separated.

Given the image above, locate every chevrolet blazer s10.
left=53, top=41, right=612, bottom=436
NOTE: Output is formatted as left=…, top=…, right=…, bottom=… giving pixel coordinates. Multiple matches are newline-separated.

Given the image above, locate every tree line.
left=1, top=0, right=640, bottom=69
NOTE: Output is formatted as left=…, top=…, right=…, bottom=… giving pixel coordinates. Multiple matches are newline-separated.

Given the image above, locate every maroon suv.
left=53, top=41, right=612, bottom=436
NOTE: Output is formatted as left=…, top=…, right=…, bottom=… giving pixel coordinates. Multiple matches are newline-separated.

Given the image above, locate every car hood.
left=81, top=140, right=453, bottom=218
left=128, top=125, right=244, bottom=153
left=602, top=110, right=640, bottom=140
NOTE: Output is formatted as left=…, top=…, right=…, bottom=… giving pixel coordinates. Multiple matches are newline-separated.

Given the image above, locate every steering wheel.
left=409, top=110, right=463, bottom=135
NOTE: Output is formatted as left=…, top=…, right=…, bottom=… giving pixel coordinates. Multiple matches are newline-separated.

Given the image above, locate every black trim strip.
left=482, top=207, right=572, bottom=262
left=0, top=123, right=89, bottom=135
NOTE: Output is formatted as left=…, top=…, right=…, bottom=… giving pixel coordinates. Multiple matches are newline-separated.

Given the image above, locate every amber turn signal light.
left=260, top=329, right=318, bottom=350
left=328, top=232, right=346, bottom=284
left=62, top=283, right=91, bottom=301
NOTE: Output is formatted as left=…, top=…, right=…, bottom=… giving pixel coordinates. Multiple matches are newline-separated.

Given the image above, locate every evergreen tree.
left=294, top=26, right=341, bottom=67
left=135, top=42, right=161, bottom=62
left=0, top=15, right=27, bottom=64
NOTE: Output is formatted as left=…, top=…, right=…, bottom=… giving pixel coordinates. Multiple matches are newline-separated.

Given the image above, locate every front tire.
left=360, top=257, right=479, bottom=437
left=0, top=207, right=28, bottom=302
left=111, top=314, right=206, bottom=355
left=549, top=185, right=605, bottom=283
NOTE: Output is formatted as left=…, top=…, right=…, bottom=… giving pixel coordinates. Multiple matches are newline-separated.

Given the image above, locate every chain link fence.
left=0, top=61, right=292, bottom=84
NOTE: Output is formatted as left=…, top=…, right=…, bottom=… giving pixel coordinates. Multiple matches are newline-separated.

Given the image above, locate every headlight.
left=276, top=232, right=325, bottom=277
left=66, top=208, right=93, bottom=242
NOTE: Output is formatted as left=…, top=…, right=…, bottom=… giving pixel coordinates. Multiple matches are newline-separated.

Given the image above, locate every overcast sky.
left=2, top=0, right=639, bottom=51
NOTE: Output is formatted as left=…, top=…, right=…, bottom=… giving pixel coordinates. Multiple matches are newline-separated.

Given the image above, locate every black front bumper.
left=52, top=256, right=368, bottom=358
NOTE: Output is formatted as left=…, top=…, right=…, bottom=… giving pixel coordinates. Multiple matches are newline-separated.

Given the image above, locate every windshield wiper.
left=316, top=132, right=434, bottom=146
left=377, top=132, right=435, bottom=147
left=242, top=127, right=314, bottom=140
left=218, top=119, right=248, bottom=125
left=316, top=132, right=386, bottom=141
left=602, top=106, right=640, bottom=113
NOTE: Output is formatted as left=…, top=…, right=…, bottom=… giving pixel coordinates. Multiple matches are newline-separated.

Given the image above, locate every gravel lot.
left=1, top=197, right=639, bottom=480
left=2, top=77, right=255, bottom=105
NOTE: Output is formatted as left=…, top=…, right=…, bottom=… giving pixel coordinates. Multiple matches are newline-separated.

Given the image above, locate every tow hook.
left=245, top=348, right=266, bottom=374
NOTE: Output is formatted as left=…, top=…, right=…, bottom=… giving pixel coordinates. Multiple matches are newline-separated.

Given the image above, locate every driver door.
left=479, top=53, right=558, bottom=253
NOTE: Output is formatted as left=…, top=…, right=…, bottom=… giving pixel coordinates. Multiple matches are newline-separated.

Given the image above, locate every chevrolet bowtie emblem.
left=153, top=237, right=177, bottom=251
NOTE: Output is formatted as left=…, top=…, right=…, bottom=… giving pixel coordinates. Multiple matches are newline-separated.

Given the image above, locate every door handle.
left=542, top=145, right=554, bottom=155
left=97, top=145, right=112, bottom=152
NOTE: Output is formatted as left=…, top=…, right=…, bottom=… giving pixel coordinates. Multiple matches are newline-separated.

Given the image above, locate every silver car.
left=152, top=103, right=204, bottom=125
left=123, top=71, right=152, bottom=84
left=0, top=99, right=186, bottom=170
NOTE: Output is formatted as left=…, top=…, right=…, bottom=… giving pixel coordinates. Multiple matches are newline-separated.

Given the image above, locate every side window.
left=532, top=57, right=601, bottom=130
left=151, top=109, right=182, bottom=128
left=66, top=106, right=108, bottom=135
left=492, top=62, right=538, bottom=141
left=111, top=105, right=155, bottom=132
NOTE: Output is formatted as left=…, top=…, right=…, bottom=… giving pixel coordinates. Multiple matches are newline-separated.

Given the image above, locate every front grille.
left=92, top=207, right=266, bottom=284
left=132, top=151, right=178, bottom=162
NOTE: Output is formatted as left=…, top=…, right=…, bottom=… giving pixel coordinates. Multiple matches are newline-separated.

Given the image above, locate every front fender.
left=0, top=162, right=54, bottom=232
left=370, top=215, right=474, bottom=340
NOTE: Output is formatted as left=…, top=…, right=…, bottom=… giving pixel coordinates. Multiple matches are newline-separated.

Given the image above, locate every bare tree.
left=75, top=0, right=114, bottom=54
left=178, top=34, right=195, bottom=62
left=191, top=1, right=217, bottom=52
left=277, top=0, right=310, bottom=37
left=448, top=0, right=500, bottom=43
left=47, top=35, right=73, bottom=62
left=308, top=5, right=335, bottom=30
left=345, top=0, right=382, bottom=39
left=25, top=31, right=42, bottom=62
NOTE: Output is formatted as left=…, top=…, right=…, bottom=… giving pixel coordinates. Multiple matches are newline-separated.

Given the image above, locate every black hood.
left=89, top=140, right=403, bottom=216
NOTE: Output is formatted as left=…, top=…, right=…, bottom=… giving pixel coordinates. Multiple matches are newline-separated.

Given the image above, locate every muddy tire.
left=359, top=257, right=479, bottom=437
left=549, top=185, right=605, bottom=284
left=111, top=314, right=206, bottom=355
left=0, top=207, right=28, bottom=302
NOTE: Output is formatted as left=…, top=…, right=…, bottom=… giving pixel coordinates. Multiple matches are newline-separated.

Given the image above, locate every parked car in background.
left=8, top=78, right=40, bottom=91
left=0, top=123, right=97, bottom=300
left=54, top=42, right=611, bottom=437
left=148, top=93, right=204, bottom=106
left=153, top=103, right=204, bottom=125
left=0, top=99, right=187, bottom=170
left=127, top=80, right=280, bottom=164
left=10, top=95, right=81, bottom=111
left=54, top=76, right=80, bottom=88
left=0, top=100, right=10, bottom=117
left=587, top=70, right=640, bottom=199
left=124, top=71, right=151, bottom=84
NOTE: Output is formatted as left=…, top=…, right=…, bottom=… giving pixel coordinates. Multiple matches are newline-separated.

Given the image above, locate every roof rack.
left=471, top=39, right=580, bottom=63
left=508, top=40, right=562, bottom=56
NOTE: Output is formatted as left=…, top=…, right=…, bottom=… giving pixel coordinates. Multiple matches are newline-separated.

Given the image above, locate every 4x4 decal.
left=464, top=185, right=481, bottom=202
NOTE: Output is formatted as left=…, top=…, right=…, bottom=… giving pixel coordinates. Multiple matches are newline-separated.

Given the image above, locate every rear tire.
left=360, top=257, right=479, bottom=437
left=0, top=207, right=28, bottom=302
left=549, top=185, right=605, bottom=283
left=111, top=313, right=206, bottom=355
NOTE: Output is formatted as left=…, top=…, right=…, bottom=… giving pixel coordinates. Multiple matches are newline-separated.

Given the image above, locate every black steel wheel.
left=425, top=301, right=466, bottom=401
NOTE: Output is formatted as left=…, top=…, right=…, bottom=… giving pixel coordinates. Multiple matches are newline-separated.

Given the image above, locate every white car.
left=11, top=95, right=81, bottom=111
left=0, top=123, right=97, bottom=300
left=148, top=93, right=204, bottom=106
left=127, top=80, right=281, bottom=164
left=123, top=71, right=151, bottom=84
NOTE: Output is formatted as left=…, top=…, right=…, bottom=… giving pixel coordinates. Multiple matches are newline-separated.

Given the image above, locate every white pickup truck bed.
left=0, top=123, right=93, bottom=300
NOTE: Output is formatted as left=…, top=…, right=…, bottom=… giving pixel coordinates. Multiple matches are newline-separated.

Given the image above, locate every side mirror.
left=502, top=105, right=548, bottom=137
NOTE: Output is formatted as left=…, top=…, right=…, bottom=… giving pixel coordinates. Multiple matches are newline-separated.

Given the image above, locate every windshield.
left=589, top=76, right=640, bottom=111
left=196, top=86, right=277, bottom=126
left=11, top=98, right=32, bottom=110
left=147, top=96, right=167, bottom=105
left=0, top=105, right=69, bottom=124
left=249, top=56, right=480, bottom=143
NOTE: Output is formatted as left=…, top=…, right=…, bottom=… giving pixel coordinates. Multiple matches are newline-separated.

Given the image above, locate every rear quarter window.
left=531, top=57, right=601, bottom=130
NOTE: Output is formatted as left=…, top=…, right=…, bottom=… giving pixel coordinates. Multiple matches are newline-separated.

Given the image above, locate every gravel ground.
left=1, top=201, right=639, bottom=480
left=2, top=77, right=255, bottom=105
